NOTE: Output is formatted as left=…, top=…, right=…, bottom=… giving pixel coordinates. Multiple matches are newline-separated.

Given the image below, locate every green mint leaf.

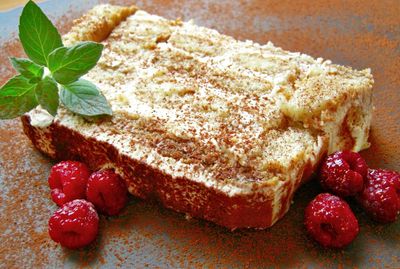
left=0, top=75, right=38, bottom=119
left=48, top=42, right=104, bottom=84
left=19, top=0, right=63, bottom=66
left=10, top=57, right=44, bottom=79
left=60, top=79, right=112, bottom=116
left=29, top=77, right=42, bottom=84
left=35, top=77, right=59, bottom=116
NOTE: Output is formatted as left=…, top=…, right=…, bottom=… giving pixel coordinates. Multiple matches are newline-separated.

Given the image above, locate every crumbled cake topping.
left=53, top=8, right=372, bottom=195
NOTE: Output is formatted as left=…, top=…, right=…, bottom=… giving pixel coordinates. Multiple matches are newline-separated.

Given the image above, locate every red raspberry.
left=357, top=169, right=400, bottom=223
left=48, top=161, right=90, bottom=206
left=319, top=151, right=368, bottom=197
left=48, top=199, right=99, bottom=249
left=86, top=170, right=128, bottom=216
left=305, top=193, right=359, bottom=248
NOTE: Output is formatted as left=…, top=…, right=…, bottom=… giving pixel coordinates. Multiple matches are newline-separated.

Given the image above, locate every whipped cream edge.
left=28, top=106, right=54, bottom=128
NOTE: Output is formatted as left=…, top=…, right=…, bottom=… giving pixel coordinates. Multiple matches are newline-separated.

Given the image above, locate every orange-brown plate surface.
left=0, top=0, right=399, bottom=268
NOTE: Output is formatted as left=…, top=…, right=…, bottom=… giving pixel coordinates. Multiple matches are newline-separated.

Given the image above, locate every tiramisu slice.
left=22, top=5, right=373, bottom=229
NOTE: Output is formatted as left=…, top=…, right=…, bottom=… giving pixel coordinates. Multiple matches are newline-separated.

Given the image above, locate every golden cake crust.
left=63, top=4, right=137, bottom=46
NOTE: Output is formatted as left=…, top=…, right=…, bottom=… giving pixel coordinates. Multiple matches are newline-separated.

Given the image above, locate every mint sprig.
left=0, top=0, right=112, bottom=120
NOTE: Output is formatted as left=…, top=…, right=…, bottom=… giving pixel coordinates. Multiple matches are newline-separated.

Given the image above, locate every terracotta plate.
left=0, top=0, right=399, bottom=267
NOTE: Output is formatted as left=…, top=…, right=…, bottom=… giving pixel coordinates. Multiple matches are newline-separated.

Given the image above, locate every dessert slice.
left=22, top=5, right=373, bottom=229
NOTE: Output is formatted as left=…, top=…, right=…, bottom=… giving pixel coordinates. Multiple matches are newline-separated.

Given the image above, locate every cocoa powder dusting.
left=0, top=0, right=399, bottom=268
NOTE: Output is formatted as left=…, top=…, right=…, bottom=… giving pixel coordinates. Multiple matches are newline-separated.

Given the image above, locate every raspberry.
left=357, top=169, right=400, bottom=223
left=305, top=193, right=359, bottom=248
left=48, top=161, right=90, bottom=206
left=319, top=151, right=368, bottom=197
left=86, top=170, right=128, bottom=216
left=48, top=199, right=99, bottom=249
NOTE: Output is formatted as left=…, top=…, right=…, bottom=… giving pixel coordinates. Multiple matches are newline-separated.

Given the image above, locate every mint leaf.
left=0, top=76, right=38, bottom=119
left=29, top=77, right=42, bottom=84
left=35, top=77, right=59, bottom=116
left=48, top=42, right=104, bottom=84
left=60, top=79, right=112, bottom=116
left=0, top=1, right=113, bottom=120
left=10, top=57, right=44, bottom=79
left=19, top=0, right=63, bottom=66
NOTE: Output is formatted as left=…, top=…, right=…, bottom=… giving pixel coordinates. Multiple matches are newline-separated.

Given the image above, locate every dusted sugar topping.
left=53, top=8, right=372, bottom=196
